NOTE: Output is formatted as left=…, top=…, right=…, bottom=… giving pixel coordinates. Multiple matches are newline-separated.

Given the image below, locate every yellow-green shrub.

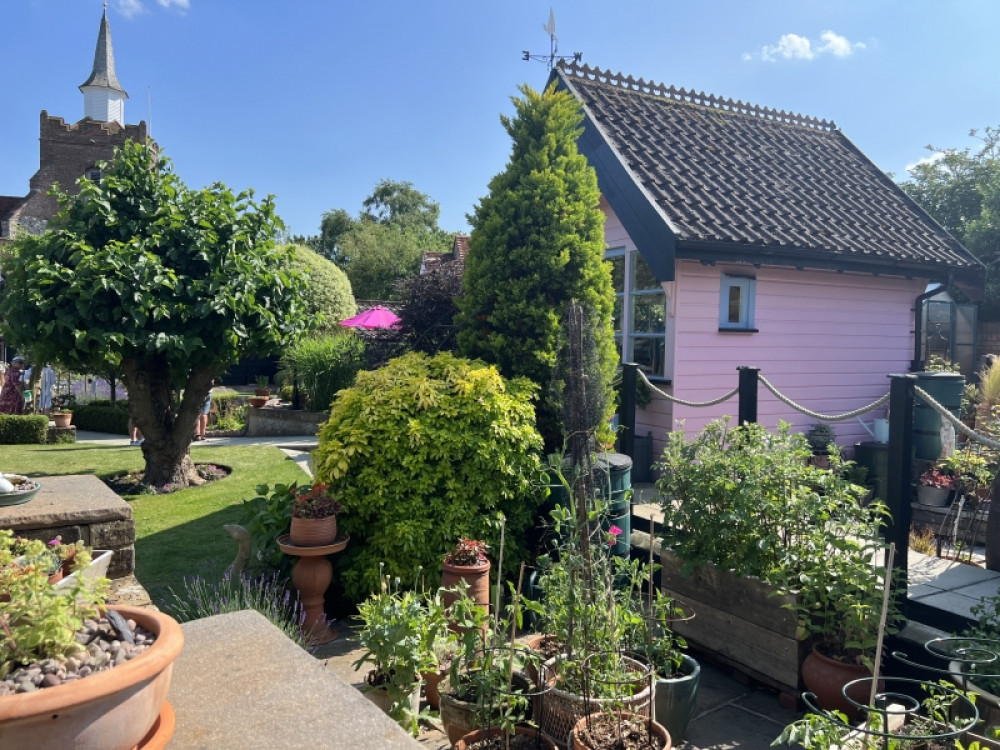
left=312, top=351, right=545, bottom=602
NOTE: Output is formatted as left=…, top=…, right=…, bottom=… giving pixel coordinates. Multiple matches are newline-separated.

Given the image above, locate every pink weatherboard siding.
left=666, top=260, right=926, bottom=449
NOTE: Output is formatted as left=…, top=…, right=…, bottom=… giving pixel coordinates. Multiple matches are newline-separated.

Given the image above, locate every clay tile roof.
left=555, top=62, right=982, bottom=278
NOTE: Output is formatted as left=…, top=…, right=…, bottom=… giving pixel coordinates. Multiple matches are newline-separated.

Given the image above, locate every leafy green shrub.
left=211, top=392, right=247, bottom=432
left=284, top=243, right=356, bottom=334
left=312, top=351, right=546, bottom=602
left=240, top=482, right=296, bottom=571
left=0, top=415, right=48, bottom=444
left=278, top=332, right=365, bottom=412
left=72, top=402, right=129, bottom=434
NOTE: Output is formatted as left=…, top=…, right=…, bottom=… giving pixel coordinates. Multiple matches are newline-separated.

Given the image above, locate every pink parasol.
left=340, top=306, right=401, bottom=329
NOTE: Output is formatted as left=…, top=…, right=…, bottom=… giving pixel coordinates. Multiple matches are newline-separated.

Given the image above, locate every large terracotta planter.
left=455, top=726, right=558, bottom=750
left=569, top=711, right=671, bottom=750
left=0, top=604, right=183, bottom=750
left=801, top=643, right=874, bottom=721
left=51, top=411, right=73, bottom=428
left=289, top=515, right=338, bottom=546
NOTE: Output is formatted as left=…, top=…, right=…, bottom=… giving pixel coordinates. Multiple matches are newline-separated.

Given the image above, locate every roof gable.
left=555, top=63, right=983, bottom=286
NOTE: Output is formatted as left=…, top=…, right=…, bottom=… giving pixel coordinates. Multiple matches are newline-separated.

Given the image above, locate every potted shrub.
left=947, top=590, right=1000, bottom=742
left=0, top=529, right=183, bottom=749
left=288, top=483, right=344, bottom=546
left=917, top=465, right=956, bottom=506
left=441, top=537, right=491, bottom=629
left=805, top=422, right=836, bottom=467
left=352, top=567, right=439, bottom=737
left=655, top=419, right=898, bottom=700
left=50, top=392, right=75, bottom=428
left=254, top=375, right=271, bottom=397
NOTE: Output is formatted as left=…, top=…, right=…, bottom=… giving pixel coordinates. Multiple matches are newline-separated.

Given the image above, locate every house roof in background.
left=555, top=62, right=984, bottom=286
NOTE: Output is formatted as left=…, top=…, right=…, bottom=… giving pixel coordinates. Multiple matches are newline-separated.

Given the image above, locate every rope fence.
left=632, top=367, right=1000, bottom=453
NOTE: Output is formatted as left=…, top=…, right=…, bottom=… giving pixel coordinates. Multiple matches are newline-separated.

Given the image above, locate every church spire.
left=79, top=4, right=128, bottom=124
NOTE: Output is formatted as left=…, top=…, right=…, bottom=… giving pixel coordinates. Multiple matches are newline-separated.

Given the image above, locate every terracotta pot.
left=0, top=604, right=183, bottom=750
left=441, top=558, right=491, bottom=633
left=421, top=667, right=446, bottom=710
left=455, top=726, right=558, bottom=750
left=801, top=643, right=875, bottom=721
left=248, top=396, right=268, bottom=408
left=254, top=388, right=271, bottom=397
left=569, top=711, right=671, bottom=750
left=51, top=412, right=73, bottom=429
left=439, top=673, right=532, bottom=746
left=289, top=515, right=338, bottom=546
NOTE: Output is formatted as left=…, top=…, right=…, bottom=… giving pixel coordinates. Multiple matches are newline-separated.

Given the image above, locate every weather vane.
left=523, top=9, right=581, bottom=70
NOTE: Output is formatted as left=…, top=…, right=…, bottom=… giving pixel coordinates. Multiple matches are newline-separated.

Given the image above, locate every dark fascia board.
left=675, top=239, right=986, bottom=288
left=554, top=71, right=677, bottom=283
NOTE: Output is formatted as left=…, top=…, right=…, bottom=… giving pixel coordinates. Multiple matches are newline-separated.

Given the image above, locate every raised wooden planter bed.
left=659, top=547, right=805, bottom=699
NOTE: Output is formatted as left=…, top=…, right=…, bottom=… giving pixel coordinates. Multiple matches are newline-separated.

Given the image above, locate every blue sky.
left=2, top=1, right=998, bottom=239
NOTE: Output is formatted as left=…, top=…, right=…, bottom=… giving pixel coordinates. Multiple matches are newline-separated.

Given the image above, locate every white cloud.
left=748, top=30, right=866, bottom=63
left=817, top=30, right=866, bottom=57
left=906, top=151, right=945, bottom=174
left=116, top=0, right=144, bottom=18
left=158, top=0, right=190, bottom=9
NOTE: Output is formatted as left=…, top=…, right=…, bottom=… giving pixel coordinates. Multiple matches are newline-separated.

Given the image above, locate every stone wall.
left=246, top=407, right=326, bottom=437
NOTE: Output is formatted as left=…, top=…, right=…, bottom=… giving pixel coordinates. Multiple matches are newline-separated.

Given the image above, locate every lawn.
left=3, top=443, right=308, bottom=605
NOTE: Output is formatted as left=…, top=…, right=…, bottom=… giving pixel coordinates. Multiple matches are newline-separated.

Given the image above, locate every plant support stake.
left=869, top=542, right=896, bottom=708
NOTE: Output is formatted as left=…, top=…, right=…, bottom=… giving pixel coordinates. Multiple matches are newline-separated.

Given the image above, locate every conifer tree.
left=457, top=83, right=617, bottom=450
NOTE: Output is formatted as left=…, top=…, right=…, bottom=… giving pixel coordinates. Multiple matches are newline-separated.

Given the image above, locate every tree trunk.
left=123, top=356, right=214, bottom=488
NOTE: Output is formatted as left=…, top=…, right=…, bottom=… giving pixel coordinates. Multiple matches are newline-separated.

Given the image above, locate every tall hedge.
left=312, top=351, right=546, bottom=602
left=456, top=82, right=617, bottom=451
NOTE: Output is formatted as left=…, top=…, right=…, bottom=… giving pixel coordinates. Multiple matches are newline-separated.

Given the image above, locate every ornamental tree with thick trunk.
left=456, top=83, right=617, bottom=451
left=0, top=141, right=307, bottom=487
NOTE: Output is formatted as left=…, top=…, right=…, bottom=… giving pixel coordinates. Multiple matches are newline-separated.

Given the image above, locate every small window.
left=719, top=275, right=756, bottom=331
left=86, top=168, right=102, bottom=184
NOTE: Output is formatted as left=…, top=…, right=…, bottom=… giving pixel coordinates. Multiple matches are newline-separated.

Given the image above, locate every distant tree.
left=315, top=180, right=453, bottom=298
left=393, top=262, right=464, bottom=354
left=0, top=142, right=307, bottom=486
left=285, top=243, right=356, bottom=333
left=456, top=83, right=617, bottom=451
left=899, top=126, right=1000, bottom=320
left=316, top=207, right=355, bottom=262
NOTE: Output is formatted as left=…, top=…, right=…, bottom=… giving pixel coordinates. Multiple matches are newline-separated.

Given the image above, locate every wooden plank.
left=660, top=549, right=798, bottom=636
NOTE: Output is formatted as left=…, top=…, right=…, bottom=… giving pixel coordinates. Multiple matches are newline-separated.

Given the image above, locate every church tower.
left=79, top=5, right=128, bottom=125
left=0, top=5, right=147, bottom=241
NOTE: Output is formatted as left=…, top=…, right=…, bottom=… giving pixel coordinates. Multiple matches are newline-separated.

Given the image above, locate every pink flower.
left=606, top=525, right=623, bottom=546
left=608, top=526, right=623, bottom=536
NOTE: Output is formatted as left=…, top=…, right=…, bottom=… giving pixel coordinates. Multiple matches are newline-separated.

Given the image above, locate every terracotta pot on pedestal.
left=289, top=515, right=338, bottom=547
left=51, top=412, right=73, bottom=429
left=441, top=558, right=491, bottom=633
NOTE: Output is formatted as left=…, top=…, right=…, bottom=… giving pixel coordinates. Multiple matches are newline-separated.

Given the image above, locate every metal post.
left=886, top=374, right=915, bottom=586
left=619, top=363, right=638, bottom=459
left=737, top=367, right=759, bottom=425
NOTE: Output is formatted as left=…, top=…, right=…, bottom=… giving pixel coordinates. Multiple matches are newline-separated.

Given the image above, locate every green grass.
left=3, top=443, right=307, bottom=605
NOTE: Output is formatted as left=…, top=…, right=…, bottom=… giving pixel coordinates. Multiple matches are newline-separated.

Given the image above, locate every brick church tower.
left=0, top=6, right=148, bottom=241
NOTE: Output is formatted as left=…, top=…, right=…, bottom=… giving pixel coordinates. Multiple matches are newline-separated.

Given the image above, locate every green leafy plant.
left=444, top=538, right=489, bottom=567
left=311, top=351, right=546, bottom=603
left=925, top=354, right=962, bottom=373
left=0, top=530, right=109, bottom=679
left=240, top=482, right=297, bottom=570
left=353, top=566, right=447, bottom=736
left=941, top=447, right=997, bottom=496
left=289, top=483, right=344, bottom=519
left=277, top=332, right=365, bottom=413
left=255, top=375, right=270, bottom=390
left=656, top=420, right=900, bottom=668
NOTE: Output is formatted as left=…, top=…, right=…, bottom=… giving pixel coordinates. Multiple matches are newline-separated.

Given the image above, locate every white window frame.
left=719, top=274, right=756, bottom=331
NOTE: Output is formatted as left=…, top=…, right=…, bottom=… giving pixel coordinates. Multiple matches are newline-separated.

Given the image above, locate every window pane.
left=631, top=337, right=665, bottom=375
left=727, top=285, right=743, bottom=324
left=607, top=255, right=625, bottom=294
left=632, top=253, right=658, bottom=291
left=612, top=296, right=623, bottom=334
left=632, top=293, right=665, bottom=334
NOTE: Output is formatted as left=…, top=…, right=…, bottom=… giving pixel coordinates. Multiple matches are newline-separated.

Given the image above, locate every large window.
left=719, top=275, right=756, bottom=331
left=605, top=248, right=666, bottom=377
